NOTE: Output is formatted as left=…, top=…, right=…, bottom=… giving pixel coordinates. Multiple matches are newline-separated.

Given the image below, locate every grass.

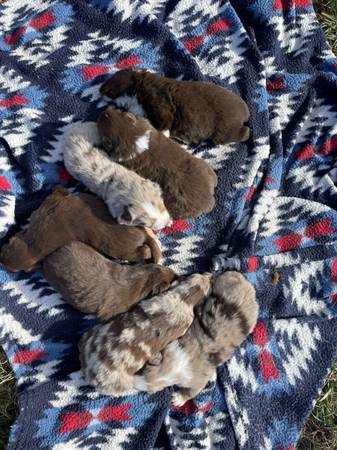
left=0, top=1, right=336, bottom=449
left=0, top=349, right=16, bottom=449
left=314, top=0, right=337, bottom=55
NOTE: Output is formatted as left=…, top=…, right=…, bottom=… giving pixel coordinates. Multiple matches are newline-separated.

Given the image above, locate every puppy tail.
left=144, top=228, right=162, bottom=264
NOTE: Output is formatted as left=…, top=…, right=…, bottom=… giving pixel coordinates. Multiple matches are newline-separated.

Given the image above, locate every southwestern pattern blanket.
left=0, top=0, right=336, bottom=449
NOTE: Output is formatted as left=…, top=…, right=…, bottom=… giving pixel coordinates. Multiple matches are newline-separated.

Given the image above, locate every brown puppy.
left=134, top=272, right=258, bottom=405
left=43, top=241, right=176, bottom=321
left=100, top=69, right=250, bottom=145
left=97, top=108, right=218, bottom=219
left=0, top=187, right=161, bottom=272
left=78, top=272, right=212, bottom=395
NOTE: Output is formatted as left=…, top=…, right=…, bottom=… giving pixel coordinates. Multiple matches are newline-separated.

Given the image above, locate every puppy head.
left=0, top=232, right=37, bottom=272
left=97, top=107, right=153, bottom=161
left=212, top=271, right=255, bottom=304
left=100, top=69, right=136, bottom=98
left=199, top=271, right=258, bottom=339
left=115, top=185, right=171, bottom=231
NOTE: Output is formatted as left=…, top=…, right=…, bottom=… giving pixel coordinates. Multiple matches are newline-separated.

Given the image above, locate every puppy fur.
left=0, top=187, right=162, bottom=272
left=78, top=273, right=212, bottom=395
left=134, top=271, right=258, bottom=405
left=43, top=241, right=176, bottom=321
left=100, top=69, right=250, bottom=145
left=97, top=108, right=218, bottom=219
left=63, top=122, right=171, bottom=230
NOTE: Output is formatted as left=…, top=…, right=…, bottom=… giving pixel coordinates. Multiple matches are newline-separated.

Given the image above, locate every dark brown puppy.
left=100, top=69, right=250, bottom=145
left=97, top=108, right=218, bottom=219
left=0, top=187, right=162, bottom=272
left=43, top=242, right=176, bottom=321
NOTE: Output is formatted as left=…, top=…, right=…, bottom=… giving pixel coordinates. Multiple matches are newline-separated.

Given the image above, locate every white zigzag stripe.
left=282, top=260, right=334, bottom=317
left=0, top=306, right=41, bottom=346
left=0, top=0, right=55, bottom=34
left=269, top=13, right=318, bottom=57
left=0, top=194, right=15, bottom=235
left=274, top=319, right=321, bottom=386
left=4, top=278, right=66, bottom=317
left=40, top=115, right=77, bottom=163
left=12, top=24, right=73, bottom=69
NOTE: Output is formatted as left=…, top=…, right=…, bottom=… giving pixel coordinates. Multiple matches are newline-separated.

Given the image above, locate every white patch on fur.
left=138, top=320, right=151, bottom=330
left=134, top=341, right=192, bottom=392
left=138, top=342, right=152, bottom=356
left=113, top=95, right=146, bottom=117
left=143, top=201, right=171, bottom=230
left=135, top=130, right=151, bottom=154
left=120, top=328, right=136, bottom=343
left=162, top=129, right=170, bottom=137
left=171, top=391, right=189, bottom=406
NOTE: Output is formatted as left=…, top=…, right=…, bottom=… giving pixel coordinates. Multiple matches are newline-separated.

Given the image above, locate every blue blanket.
left=0, top=1, right=337, bottom=449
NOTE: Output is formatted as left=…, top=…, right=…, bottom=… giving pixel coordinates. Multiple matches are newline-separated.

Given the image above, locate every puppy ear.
left=197, top=296, right=218, bottom=338
left=146, top=89, right=176, bottom=131
left=100, top=69, right=135, bottom=98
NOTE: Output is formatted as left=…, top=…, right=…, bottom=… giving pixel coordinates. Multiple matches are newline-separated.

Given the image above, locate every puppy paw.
left=136, top=245, right=152, bottom=260
left=171, top=392, right=189, bottom=407
left=147, top=352, right=162, bottom=366
left=162, top=129, right=170, bottom=138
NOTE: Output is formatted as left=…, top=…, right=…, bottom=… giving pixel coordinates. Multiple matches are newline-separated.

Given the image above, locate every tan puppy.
left=0, top=187, right=161, bottom=272
left=43, top=241, right=176, bottom=321
left=134, top=272, right=258, bottom=405
left=100, top=69, right=250, bottom=145
left=78, top=273, right=212, bottom=395
left=97, top=108, right=217, bottom=219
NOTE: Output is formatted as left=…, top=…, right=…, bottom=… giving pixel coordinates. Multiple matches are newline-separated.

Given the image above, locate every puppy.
left=0, top=187, right=161, bottom=272
left=134, top=272, right=258, bottom=405
left=97, top=108, right=218, bottom=219
left=43, top=241, right=176, bottom=321
left=100, top=69, right=250, bottom=145
left=63, top=122, right=171, bottom=230
left=78, top=273, right=212, bottom=395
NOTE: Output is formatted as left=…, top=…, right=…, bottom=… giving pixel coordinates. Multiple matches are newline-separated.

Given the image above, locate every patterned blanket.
left=0, top=0, right=337, bottom=449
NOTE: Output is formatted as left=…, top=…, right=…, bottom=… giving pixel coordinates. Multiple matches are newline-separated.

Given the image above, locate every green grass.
left=314, top=0, right=337, bottom=55
left=0, top=1, right=336, bottom=449
left=0, top=349, right=16, bottom=449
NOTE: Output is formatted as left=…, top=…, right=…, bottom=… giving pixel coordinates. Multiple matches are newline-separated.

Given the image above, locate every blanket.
left=0, top=0, right=337, bottom=449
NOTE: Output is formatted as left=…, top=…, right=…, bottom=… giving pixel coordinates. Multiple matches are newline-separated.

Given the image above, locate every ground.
left=0, top=1, right=336, bottom=449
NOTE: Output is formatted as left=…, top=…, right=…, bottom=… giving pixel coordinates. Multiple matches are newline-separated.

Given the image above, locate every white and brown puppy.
left=78, top=273, right=212, bottom=395
left=63, top=122, right=171, bottom=230
left=43, top=241, right=177, bottom=322
left=134, top=272, right=258, bottom=405
left=97, top=109, right=218, bottom=219
left=100, top=69, right=250, bottom=145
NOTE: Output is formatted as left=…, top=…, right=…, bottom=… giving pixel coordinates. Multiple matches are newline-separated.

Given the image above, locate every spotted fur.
left=134, top=271, right=258, bottom=405
left=79, top=273, right=212, bottom=395
left=63, top=122, right=171, bottom=230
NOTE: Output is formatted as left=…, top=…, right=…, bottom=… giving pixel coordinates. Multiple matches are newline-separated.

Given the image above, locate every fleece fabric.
left=0, top=0, right=336, bottom=449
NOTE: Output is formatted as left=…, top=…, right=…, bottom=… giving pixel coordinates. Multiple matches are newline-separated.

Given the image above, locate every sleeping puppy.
left=43, top=241, right=176, bottom=321
left=0, top=187, right=162, bottom=272
left=100, top=69, right=250, bottom=145
left=97, top=108, right=218, bottom=219
left=63, top=122, right=171, bottom=230
left=78, top=273, right=212, bottom=395
left=134, top=271, right=258, bottom=406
